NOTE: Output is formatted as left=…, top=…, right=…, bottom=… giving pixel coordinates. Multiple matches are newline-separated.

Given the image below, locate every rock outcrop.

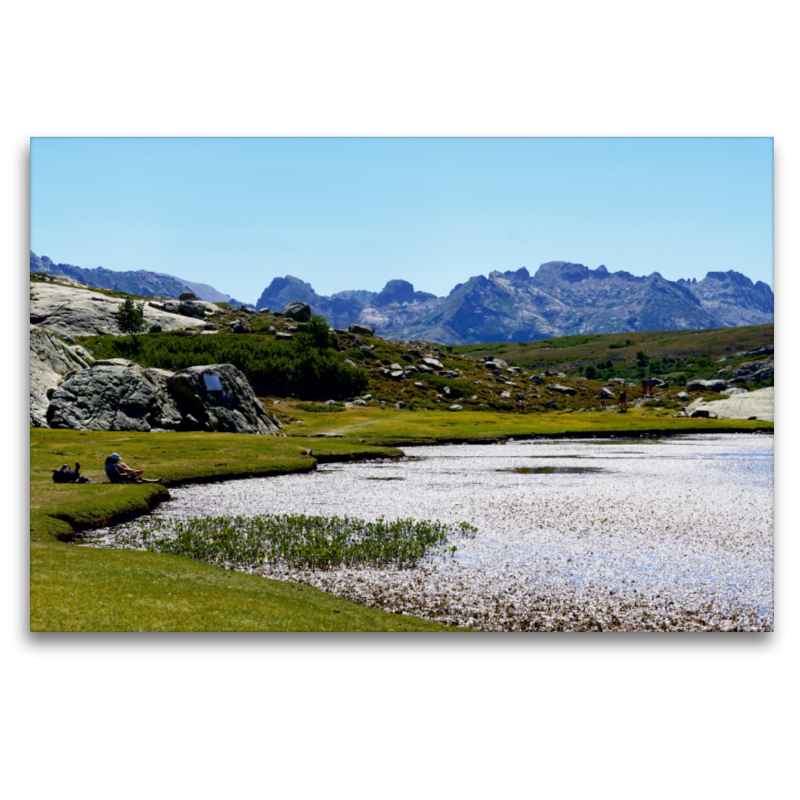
left=732, top=359, right=774, bottom=384
left=30, top=281, right=218, bottom=340
left=684, top=387, right=774, bottom=422
left=46, top=361, right=282, bottom=435
left=30, top=326, right=95, bottom=427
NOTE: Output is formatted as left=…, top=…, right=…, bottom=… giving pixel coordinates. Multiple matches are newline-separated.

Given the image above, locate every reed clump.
left=112, top=513, right=476, bottom=571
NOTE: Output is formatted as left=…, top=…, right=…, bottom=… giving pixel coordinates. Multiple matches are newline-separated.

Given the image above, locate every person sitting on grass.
left=104, top=453, right=162, bottom=484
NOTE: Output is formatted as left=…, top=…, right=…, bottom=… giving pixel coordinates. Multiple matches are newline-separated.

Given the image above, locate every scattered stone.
left=395, top=401, right=407, bottom=409
left=349, top=323, right=375, bottom=336
left=422, top=357, right=443, bottom=370
left=283, top=301, right=311, bottom=322
left=687, top=379, right=729, bottom=392
left=546, top=384, right=577, bottom=396
left=449, top=404, right=463, bottom=411
left=230, top=320, right=251, bottom=334
left=275, top=332, right=293, bottom=340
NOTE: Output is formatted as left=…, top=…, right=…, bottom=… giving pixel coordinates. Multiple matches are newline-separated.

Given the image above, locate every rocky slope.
left=30, top=279, right=220, bottom=339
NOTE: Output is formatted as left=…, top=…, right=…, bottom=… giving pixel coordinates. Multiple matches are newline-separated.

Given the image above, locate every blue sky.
left=30, top=137, right=774, bottom=303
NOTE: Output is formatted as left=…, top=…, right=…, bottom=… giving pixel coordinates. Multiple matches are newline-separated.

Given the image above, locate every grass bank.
left=30, top=429, right=453, bottom=631
left=278, top=405, right=773, bottom=446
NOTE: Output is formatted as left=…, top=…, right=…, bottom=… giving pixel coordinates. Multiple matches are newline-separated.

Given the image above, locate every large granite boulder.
left=30, top=325, right=95, bottom=427
left=46, top=360, right=182, bottom=432
left=283, top=302, right=311, bottom=322
left=166, top=365, right=281, bottom=435
left=46, top=361, right=282, bottom=435
left=684, top=387, right=774, bottom=422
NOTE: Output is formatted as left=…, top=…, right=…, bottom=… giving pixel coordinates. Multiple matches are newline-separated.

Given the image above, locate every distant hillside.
left=29, top=251, right=241, bottom=305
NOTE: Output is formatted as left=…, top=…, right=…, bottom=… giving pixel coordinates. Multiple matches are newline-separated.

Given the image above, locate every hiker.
left=516, top=397, right=525, bottom=413
left=599, top=390, right=606, bottom=410
left=104, top=453, right=162, bottom=484
left=52, top=462, right=85, bottom=483
left=648, top=376, right=656, bottom=397
left=619, top=389, right=627, bottom=411
left=641, top=378, right=648, bottom=397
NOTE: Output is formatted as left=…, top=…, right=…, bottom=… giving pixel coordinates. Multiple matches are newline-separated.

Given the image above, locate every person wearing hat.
left=104, top=453, right=162, bottom=484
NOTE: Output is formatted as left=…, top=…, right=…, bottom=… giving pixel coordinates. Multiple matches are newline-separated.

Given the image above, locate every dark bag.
left=52, top=463, right=81, bottom=484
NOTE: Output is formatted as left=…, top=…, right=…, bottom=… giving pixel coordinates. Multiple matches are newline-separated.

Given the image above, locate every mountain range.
left=31, top=251, right=773, bottom=344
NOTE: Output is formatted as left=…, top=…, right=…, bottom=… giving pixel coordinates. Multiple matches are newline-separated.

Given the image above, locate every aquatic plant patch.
left=106, top=513, right=477, bottom=571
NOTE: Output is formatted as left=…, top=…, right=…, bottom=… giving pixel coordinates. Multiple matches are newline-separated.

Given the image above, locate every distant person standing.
left=641, top=378, right=648, bottom=397
left=516, top=397, right=525, bottom=413
left=599, top=390, right=606, bottom=410
left=648, top=376, right=656, bottom=397
left=619, top=389, right=627, bottom=411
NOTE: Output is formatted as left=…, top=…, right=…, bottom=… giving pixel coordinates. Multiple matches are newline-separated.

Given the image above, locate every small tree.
left=115, top=297, right=147, bottom=346
left=302, top=314, right=335, bottom=350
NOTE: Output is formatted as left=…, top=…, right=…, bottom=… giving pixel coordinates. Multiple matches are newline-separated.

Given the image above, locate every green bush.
left=83, top=333, right=368, bottom=400
left=414, top=374, right=475, bottom=399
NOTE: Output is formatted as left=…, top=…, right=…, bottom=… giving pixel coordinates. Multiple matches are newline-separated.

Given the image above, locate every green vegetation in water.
left=111, top=513, right=476, bottom=570
left=497, top=466, right=606, bottom=474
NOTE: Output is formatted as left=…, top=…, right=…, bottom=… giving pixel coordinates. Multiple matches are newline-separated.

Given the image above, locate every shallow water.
left=90, top=433, right=774, bottom=631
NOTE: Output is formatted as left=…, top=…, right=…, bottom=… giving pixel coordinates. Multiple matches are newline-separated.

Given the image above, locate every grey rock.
left=30, top=326, right=95, bottom=427
left=529, top=375, right=544, bottom=384
left=275, top=332, right=293, bottom=340
left=599, top=387, right=615, bottom=399
left=149, top=323, right=163, bottom=333
left=449, top=404, right=463, bottom=411
left=422, top=357, right=443, bottom=370
left=731, top=359, right=773, bottom=384
left=546, top=384, right=577, bottom=396
left=283, top=302, right=311, bottom=322
left=230, top=320, right=251, bottom=334
left=395, top=401, right=407, bottom=409
left=545, top=400, right=557, bottom=409
left=676, top=391, right=689, bottom=401
left=349, top=323, right=375, bottom=336
left=687, top=379, right=729, bottom=392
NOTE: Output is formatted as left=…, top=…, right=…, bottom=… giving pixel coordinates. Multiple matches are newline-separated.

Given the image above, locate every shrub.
left=83, top=333, right=368, bottom=400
